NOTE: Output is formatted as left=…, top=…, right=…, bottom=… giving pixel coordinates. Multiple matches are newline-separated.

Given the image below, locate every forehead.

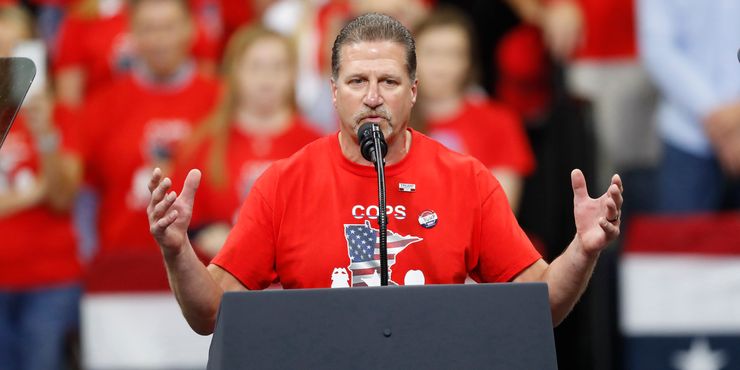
left=242, top=37, right=288, bottom=60
left=417, top=25, right=468, bottom=48
left=337, top=41, right=407, bottom=78
left=132, top=0, right=188, bottom=22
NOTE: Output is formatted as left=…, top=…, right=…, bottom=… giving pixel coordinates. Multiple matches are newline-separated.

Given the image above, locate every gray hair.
left=331, top=13, right=416, bottom=81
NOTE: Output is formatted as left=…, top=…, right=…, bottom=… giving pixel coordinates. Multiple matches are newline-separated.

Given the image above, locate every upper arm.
left=472, top=168, right=542, bottom=283
left=207, top=263, right=248, bottom=292
left=491, top=167, right=523, bottom=213
left=512, top=258, right=548, bottom=283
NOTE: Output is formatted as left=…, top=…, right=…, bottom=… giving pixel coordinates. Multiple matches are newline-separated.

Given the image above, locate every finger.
left=605, top=198, right=618, bottom=221
left=599, top=217, right=621, bottom=239
left=178, top=169, right=201, bottom=208
left=611, top=174, right=623, bottom=193
left=609, top=184, right=623, bottom=210
left=151, top=191, right=177, bottom=220
left=148, top=167, right=163, bottom=193
left=571, top=169, right=589, bottom=200
left=150, top=210, right=179, bottom=236
left=148, top=177, right=172, bottom=215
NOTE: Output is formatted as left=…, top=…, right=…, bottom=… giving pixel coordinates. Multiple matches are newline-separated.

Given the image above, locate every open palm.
left=147, top=168, right=201, bottom=254
left=571, top=169, right=623, bottom=255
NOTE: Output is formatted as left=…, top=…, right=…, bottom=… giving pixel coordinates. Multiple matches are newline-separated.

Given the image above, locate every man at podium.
left=146, top=13, right=623, bottom=335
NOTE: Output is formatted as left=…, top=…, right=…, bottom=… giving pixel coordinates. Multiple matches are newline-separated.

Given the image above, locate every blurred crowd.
left=0, top=0, right=738, bottom=369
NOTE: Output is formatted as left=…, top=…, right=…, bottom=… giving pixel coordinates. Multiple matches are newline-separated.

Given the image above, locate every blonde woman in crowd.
left=178, top=24, right=320, bottom=258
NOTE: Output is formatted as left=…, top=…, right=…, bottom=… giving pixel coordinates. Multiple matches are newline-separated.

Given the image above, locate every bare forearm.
left=541, top=237, right=599, bottom=325
left=162, top=240, right=223, bottom=335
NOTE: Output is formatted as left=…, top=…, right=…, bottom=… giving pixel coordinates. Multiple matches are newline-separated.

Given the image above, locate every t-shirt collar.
left=132, top=59, right=196, bottom=93
left=331, top=128, right=418, bottom=178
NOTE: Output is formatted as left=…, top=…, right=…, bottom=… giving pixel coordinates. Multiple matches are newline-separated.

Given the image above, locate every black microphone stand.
left=371, top=128, right=389, bottom=286
left=358, top=122, right=389, bottom=286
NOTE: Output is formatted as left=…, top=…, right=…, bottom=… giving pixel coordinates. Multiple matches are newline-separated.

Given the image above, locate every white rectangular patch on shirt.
left=398, top=183, right=416, bottom=192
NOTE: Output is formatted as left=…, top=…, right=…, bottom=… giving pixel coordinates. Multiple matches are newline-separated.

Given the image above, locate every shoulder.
left=272, top=134, right=333, bottom=172
left=413, top=130, right=493, bottom=180
left=187, top=74, right=222, bottom=100
left=83, top=76, right=134, bottom=111
left=249, top=134, right=333, bottom=202
left=192, top=73, right=221, bottom=90
left=290, top=116, right=324, bottom=141
left=464, top=97, right=520, bottom=123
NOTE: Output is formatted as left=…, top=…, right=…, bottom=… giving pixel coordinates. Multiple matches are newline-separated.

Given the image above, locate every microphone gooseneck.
left=357, top=122, right=389, bottom=286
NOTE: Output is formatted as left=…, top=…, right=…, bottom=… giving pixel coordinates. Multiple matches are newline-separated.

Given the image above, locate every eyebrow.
left=344, top=72, right=403, bottom=81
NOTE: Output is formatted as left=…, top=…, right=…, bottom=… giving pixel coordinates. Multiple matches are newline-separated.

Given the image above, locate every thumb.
left=571, top=169, right=589, bottom=201
left=179, top=169, right=201, bottom=207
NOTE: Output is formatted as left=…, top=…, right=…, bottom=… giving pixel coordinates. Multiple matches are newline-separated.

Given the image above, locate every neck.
left=133, top=59, right=194, bottom=89
left=422, top=94, right=463, bottom=121
left=338, top=128, right=411, bottom=167
left=235, top=105, right=292, bottom=136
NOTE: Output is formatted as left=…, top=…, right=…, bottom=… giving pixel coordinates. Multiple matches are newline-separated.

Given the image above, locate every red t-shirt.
left=54, top=10, right=219, bottom=101
left=425, top=99, right=535, bottom=177
left=0, top=114, right=81, bottom=288
left=74, top=72, right=219, bottom=254
left=184, top=117, right=321, bottom=227
left=212, top=129, right=541, bottom=289
left=573, top=0, right=637, bottom=60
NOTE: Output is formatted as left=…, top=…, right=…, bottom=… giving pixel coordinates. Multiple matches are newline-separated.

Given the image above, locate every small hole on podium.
left=383, top=328, right=392, bottom=337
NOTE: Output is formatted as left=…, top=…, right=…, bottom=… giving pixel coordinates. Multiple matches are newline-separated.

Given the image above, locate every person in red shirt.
left=177, top=24, right=320, bottom=258
left=72, top=0, right=219, bottom=260
left=508, top=0, right=658, bottom=204
left=412, top=7, right=535, bottom=212
left=0, top=5, right=82, bottom=369
left=146, top=13, right=624, bottom=335
left=53, top=0, right=220, bottom=110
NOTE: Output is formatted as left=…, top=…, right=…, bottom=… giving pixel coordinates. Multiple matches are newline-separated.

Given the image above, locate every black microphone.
left=357, top=122, right=389, bottom=286
left=358, top=122, right=388, bottom=164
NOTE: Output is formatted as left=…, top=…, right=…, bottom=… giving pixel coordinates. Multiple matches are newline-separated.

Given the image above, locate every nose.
left=362, top=80, right=384, bottom=109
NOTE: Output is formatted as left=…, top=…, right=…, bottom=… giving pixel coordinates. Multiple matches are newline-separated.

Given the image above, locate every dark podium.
left=207, top=283, right=558, bottom=369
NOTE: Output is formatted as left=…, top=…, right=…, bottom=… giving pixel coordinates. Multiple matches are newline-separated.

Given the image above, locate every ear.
left=410, top=79, right=418, bottom=105
left=330, top=78, right=338, bottom=108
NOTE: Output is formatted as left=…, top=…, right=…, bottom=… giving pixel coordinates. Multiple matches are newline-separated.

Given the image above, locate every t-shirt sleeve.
left=470, top=165, right=541, bottom=283
left=210, top=164, right=278, bottom=290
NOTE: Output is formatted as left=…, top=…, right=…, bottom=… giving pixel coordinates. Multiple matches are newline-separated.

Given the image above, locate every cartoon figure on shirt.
left=126, top=119, right=191, bottom=209
left=404, top=270, right=425, bottom=285
left=330, top=268, right=350, bottom=288
left=0, top=134, right=36, bottom=195
left=343, top=221, right=423, bottom=287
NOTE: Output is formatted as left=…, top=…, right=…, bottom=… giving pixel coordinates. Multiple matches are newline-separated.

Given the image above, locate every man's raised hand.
left=147, top=168, right=201, bottom=256
left=571, top=169, right=623, bottom=256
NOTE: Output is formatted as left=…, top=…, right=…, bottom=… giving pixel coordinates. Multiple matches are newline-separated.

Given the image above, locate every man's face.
left=331, top=41, right=417, bottom=143
left=131, top=0, right=193, bottom=77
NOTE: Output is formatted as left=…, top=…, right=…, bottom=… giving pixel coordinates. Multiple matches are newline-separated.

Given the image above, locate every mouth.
left=357, top=115, right=388, bottom=125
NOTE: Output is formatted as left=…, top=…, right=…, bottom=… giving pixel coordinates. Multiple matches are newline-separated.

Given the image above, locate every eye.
left=348, top=78, right=365, bottom=85
left=383, top=79, right=399, bottom=86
